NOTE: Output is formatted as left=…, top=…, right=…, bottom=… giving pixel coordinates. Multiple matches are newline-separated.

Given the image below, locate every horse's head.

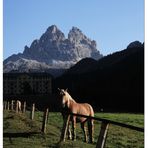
left=58, top=88, right=69, bottom=108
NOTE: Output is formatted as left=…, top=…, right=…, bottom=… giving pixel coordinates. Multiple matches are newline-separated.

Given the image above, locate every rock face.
left=4, top=25, right=102, bottom=75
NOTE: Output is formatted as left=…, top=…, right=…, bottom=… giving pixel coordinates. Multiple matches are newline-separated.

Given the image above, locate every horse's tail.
left=88, top=104, right=94, bottom=143
left=88, top=104, right=94, bottom=130
left=89, top=104, right=94, bottom=117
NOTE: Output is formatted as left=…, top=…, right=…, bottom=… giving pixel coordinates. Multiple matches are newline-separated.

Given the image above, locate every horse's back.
left=71, top=102, right=94, bottom=122
left=80, top=103, right=94, bottom=116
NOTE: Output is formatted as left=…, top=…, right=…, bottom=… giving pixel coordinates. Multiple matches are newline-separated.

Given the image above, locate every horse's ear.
left=65, top=88, right=68, bottom=92
left=58, top=88, right=61, bottom=91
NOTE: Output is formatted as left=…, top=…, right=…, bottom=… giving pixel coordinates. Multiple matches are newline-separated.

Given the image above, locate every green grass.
left=3, top=110, right=144, bottom=148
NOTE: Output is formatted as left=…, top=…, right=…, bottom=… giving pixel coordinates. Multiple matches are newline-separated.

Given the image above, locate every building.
left=3, top=73, right=52, bottom=98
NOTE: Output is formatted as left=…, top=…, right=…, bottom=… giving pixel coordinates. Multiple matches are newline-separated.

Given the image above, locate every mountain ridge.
left=4, top=25, right=102, bottom=75
left=54, top=43, right=144, bottom=112
left=62, top=40, right=144, bottom=75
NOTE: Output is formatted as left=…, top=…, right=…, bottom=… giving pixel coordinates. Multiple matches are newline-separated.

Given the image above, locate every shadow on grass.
left=3, top=132, right=40, bottom=138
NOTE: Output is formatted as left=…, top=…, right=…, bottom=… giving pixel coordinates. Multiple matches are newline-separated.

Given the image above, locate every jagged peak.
left=71, top=26, right=82, bottom=32
left=46, top=25, right=58, bottom=33
left=68, top=26, right=89, bottom=43
left=68, top=26, right=83, bottom=36
left=4, top=25, right=102, bottom=74
left=43, top=25, right=65, bottom=40
left=46, top=25, right=65, bottom=36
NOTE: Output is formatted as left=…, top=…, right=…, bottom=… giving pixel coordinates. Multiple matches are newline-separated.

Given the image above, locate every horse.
left=58, top=88, right=94, bottom=143
left=16, top=100, right=21, bottom=112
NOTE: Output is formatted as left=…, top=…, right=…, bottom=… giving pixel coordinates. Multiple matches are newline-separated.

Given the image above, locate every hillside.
left=54, top=42, right=144, bottom=112
left=64, top=58, right=98, bottom=75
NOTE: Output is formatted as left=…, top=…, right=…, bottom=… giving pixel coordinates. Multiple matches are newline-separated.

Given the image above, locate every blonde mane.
left=65, top=91, right=76, bottom=103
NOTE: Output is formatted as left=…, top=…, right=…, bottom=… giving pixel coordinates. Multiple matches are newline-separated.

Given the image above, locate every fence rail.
left=69, top=113, right=144, bottom=132
left=3, top=100, right=144, bottom=148
left=60, top=112, right=144, bottom=148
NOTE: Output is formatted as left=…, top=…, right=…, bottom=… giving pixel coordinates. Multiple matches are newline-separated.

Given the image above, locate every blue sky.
left=3, top=0, right=144, bottom=59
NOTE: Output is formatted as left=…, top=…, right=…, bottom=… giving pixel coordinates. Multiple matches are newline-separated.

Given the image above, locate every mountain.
left=54, top=41, right=144, bottom=112
left=64, top=58, right=98, bottom=75
left=126, top=40, right=143, bottom=49
left=4, top=25, right=102, bottom=76
left=62, top=41, right=144, bottom=75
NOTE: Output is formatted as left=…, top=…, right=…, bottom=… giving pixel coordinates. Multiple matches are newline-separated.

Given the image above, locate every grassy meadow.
left=3, top=110, right=144, bottom=148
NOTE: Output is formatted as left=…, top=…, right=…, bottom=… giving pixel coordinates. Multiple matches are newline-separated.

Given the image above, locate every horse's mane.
left=65, top=91, right=76, bottom=103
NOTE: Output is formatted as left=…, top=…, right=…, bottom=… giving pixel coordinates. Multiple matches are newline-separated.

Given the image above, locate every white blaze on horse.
left=58, top=88, right=94, bottom=143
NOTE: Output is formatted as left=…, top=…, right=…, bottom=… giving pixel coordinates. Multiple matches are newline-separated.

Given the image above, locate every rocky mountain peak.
left=42, top=25, right=65, bottom=41
left=46, top=25, right=58, bottom=33
left=70, top=26, right=83, bottom=35
left=68, top=27, right=97, bottom=49
left=68, top=27, right=86, bottom=43
left=4, top=25, right=102, bottom=75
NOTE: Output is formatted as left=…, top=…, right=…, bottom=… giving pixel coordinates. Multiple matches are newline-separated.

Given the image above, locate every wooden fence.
left=3, top=100, right=49, bottom=134
left=60, top=113, right=144, bottom=148
left=3, top=100, right=144, bottom=148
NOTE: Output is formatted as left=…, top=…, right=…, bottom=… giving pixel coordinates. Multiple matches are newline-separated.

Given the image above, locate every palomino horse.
left=16, top=100, right=21, bottom=112
left=58, top=88, right=94, bottom=143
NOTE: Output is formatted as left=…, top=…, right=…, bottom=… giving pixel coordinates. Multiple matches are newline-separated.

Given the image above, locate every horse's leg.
left=19, top=104, right=21, bottom=112
left=88, top=119, right=94, bottom=143
left=20, top=103, right=21, bottom=112
left=81, top=122, right=88, bottom=142
left=18, top=103, right=21, bottom=112
left=91, top=119, right=94, bottom=143
left=72, top=116, right=76, bottom=141
left=68, top=121, right=72, bottom=140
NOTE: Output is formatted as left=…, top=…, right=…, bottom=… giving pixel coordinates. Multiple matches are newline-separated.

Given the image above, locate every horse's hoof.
left=88, top=139, right=94, bottom=144
left=68, top=137, right=72, bottom=140
left=83, top=140, right=88, bottom=143
left=72, top=138, right=76, bottom=141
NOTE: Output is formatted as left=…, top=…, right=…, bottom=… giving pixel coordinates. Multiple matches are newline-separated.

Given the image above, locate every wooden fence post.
left=7, top=101, right=10, bottom=110
left=41, top=108, right=49, bottom=133
left=11, top=100, right=14, bottom=110
left=96, top=121, right=109, bottom=148
left=60, top=114, right=70, bottom=142
left=23, top=101, right=26, bottom=113
left=47, top=109, right=49, bottom=124
left=30, top=103, right=35, bottom=120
